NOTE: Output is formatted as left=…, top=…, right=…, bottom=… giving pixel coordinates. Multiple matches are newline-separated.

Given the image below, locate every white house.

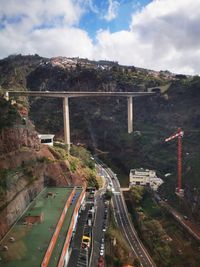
left=38, top=134, right=55, bottom=146
left=129, top=168, right=163, bottom=191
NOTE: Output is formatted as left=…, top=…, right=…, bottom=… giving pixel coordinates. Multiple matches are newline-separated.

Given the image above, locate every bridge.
left=6, top=91, right=155, bottom=151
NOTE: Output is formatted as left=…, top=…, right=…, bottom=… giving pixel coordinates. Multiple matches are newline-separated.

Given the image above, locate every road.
left=89, top=189, right=107, bottom=267
left=95, top=158, right=156, bottom=267
left=68, top=204, right=90, bottom=267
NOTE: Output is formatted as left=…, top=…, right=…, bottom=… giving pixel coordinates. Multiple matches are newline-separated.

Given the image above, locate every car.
left=81, top=235, right=91, bottom=249
left=100, top=243, right=104, bottom=250
left=98, top=256, right=105, bottom=267
left=100, top=249, right=104, bottom=256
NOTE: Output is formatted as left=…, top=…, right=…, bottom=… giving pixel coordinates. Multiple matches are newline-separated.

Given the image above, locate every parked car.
left=98, top=256, right=105, bottom=267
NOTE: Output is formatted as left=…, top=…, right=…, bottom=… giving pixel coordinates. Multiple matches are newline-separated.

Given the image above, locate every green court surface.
left=0, top=187, right=81, bottom=267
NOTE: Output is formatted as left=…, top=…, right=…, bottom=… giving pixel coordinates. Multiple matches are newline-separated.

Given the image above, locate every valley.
left=0, top=55, right=200, bottom=267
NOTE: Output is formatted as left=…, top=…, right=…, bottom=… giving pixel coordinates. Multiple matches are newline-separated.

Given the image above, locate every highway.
left=95, top=158, right=156, bottom=267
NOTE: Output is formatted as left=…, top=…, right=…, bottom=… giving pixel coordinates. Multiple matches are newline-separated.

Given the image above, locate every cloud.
left=0, top=0, right=200, bottom=75
left=0, top=0, right=84, bottom=27
left=0, top=0, right=94, bottom=58
left=93, top=0, right=200, bottom=74
left=0, top=25, right=94, bottom=58
left=85, top=0, right=99, bottom=14
left=104, top=0, right=120, bottom=21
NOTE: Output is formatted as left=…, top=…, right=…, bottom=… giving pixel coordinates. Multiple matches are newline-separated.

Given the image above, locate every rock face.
left=0, top=98, right=86, bottom=239
left=0, top=178, right=44, bottom=239
left=0, top=138, right=86, bottom=239
left=0, top=127, right=40, bottom=155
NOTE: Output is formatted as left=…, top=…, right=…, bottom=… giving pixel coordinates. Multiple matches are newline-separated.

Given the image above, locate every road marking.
left=114, top=195, right=144, bottom=266
left=96, top=160, right=156, bottom=267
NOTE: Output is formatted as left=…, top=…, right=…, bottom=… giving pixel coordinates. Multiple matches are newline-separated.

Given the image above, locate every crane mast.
left=165, top=128, right=184, bottom=196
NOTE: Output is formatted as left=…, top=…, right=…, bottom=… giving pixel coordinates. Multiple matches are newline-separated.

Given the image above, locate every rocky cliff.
left=0, top=95, right=97, bottom=239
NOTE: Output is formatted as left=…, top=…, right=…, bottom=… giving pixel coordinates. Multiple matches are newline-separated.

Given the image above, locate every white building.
left=38, top=134, right=55, bottom=146
left=129, top=168, right=163, bottom=191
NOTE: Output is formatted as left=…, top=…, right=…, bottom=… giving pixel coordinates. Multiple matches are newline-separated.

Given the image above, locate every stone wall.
left=0, top=178, right=44, bottom=240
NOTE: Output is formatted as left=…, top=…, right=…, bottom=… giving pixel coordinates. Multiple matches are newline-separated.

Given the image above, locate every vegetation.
left=49, top=144, right=68, bottom=160
left=125, top=188, right=200, bottom=267
left=0, top=96, right=21, bottom=131
left=127, top=187, right=172, bottom=265
left=0, top=55, right=200, bottom=219
left=105, top=203, right=134, bottom=267
left=70, top=145, right=95, bottom=169
left=104, top=189, right=113, bottom=201
left=0, top=162, right=38, bottom=201
left=134, top=258, right=141, bottom=267
left=130, top=186, right=145, bottom=204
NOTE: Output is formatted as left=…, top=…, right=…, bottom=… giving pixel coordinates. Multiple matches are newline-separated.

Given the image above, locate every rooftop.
left=0, top=187, right=82, bottom=267
left=38, top=134, right=55, bottom=139
left=130, top=168, right=156, bottom=174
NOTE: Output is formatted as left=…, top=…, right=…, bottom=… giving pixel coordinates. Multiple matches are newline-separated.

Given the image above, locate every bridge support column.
left=63, top=97, right=71, bottom=151
left=127, top=96, right=133, bottom=133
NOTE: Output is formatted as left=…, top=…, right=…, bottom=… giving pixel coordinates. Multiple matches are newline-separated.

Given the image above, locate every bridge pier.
left=63, top=97, right=71, bottom=151
left=127, top=96, right=133, bottom=133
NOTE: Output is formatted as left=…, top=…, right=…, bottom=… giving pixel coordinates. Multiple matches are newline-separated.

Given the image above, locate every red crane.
left=165, top=128, right=184, bottom=195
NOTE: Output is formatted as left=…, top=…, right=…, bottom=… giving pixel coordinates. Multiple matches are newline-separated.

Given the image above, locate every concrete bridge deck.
left=8, top=90, right=155, bottom=98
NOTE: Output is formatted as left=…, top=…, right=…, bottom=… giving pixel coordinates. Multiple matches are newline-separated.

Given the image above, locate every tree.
left=104, top=189, right=113, bottom=201
left=134, top=258, right=141, bottom=267
left=130, top=186, right=144, bottom=204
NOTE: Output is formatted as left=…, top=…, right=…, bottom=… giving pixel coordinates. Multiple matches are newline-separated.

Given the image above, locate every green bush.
left=0, top=97, right=21, bottom=132
left=70, top=160, right=77, bottom=172
left=70, top=145, right=95, bottom=169
left=87, top=172, right=99, bottom=189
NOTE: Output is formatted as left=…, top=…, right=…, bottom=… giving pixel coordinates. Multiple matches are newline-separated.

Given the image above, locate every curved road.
left=96, top=159, right=156, bottom=267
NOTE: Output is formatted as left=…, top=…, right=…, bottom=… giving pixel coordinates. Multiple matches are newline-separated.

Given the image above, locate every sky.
left=0, top=0, right=200, bottom=75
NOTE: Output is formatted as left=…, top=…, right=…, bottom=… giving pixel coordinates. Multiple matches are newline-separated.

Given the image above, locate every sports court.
left=0, top=187, right=83, bottom=267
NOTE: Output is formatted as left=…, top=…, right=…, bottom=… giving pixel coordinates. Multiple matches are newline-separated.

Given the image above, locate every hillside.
left=0, top=94, right=99, bottom=239
left=0, top=54, right=200, bottom=220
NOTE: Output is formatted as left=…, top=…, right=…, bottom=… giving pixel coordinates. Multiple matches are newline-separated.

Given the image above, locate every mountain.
left=0, top=54, right=200, bottom=219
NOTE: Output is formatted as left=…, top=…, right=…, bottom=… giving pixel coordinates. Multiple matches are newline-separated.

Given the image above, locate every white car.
left=101, top=244, right=104, bottom=250
left=100, top=249, right=104, bottom=256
